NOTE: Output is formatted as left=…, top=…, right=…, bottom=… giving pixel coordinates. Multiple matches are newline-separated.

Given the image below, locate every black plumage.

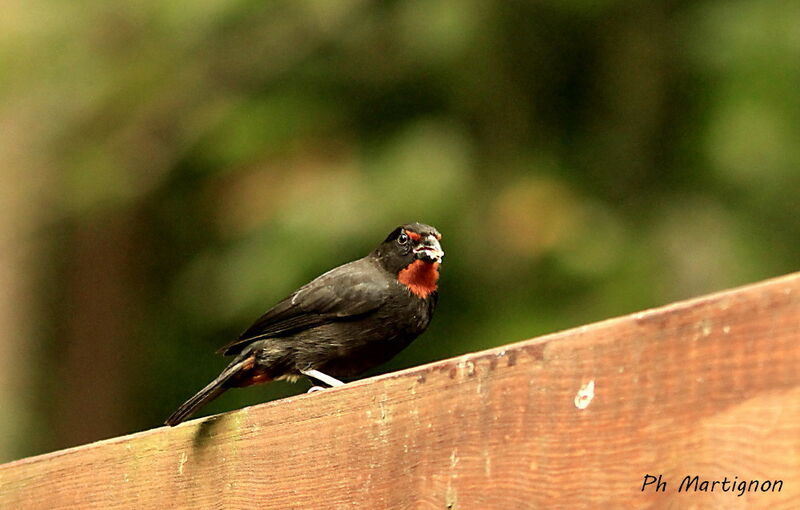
left=165, top=222, right=443, bottom=426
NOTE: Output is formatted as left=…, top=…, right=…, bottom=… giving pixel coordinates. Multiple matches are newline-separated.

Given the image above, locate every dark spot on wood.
left=524, top=343, right=545, bottom=361
left=506, top=350, right=518, bottom=367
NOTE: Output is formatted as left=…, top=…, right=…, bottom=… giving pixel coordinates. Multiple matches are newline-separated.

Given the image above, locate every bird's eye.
left=397, top=232, right=409, bottom=245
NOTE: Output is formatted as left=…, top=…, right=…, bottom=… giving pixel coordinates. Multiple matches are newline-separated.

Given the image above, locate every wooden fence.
left=1, top=273, right=798, bottom=509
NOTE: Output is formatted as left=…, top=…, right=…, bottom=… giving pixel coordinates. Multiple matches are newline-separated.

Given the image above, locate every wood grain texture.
left=2, top=273, right=799, bottom=509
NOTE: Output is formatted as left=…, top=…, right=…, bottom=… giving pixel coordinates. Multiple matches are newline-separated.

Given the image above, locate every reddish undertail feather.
left=398, top=260, right=439, bottom=298
left=164, top=353, right=273, bottom=426
left=231, top=354, right=273, bottom=387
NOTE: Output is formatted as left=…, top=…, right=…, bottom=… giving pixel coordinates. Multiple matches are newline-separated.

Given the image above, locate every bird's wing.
left=218, top=259, right=388, bottom=356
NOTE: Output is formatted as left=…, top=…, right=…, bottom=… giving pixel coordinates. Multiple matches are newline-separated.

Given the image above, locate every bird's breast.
left=397, top=261, right=439, bottom=299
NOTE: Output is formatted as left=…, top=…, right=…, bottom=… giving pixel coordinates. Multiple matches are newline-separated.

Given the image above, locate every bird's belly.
left=293, top=313, right=429, bottom=377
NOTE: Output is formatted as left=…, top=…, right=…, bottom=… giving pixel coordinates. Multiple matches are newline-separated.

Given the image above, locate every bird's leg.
left=301, top=369, right=345, bottom=393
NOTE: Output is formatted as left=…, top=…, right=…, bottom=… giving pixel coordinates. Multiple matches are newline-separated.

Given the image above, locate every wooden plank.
left=1, top=273, right=799, bottom=509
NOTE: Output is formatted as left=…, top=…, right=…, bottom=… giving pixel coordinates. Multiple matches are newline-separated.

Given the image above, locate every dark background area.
left=1, top=0, right=797, bottom=463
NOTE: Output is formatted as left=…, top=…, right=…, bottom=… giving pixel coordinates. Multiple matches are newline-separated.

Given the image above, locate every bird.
left=165, top=222, right=443, bottom=426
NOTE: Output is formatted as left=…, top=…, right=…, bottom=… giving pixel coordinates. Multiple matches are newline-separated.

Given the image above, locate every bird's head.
left=375, top=223, right=443, bottom=298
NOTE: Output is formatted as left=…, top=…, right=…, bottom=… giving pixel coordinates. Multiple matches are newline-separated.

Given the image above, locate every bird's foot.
left=300, top=369, right=345, bottom=387
left=307, top=385, right=327, bottom=393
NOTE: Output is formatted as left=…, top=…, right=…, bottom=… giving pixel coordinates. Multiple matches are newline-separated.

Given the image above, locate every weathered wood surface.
left=1, top=273, right=799, bottom=509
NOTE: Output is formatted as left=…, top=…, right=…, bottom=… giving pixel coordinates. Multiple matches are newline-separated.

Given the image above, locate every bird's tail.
left=164, top=357, right=249, bottom=427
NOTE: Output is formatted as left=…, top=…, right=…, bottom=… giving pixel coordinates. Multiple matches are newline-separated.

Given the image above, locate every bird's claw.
left=307, top=386, right=326, bottom=393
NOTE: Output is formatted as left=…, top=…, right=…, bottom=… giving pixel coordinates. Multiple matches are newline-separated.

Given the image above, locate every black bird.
left=165, top=222, right=443, bottom=426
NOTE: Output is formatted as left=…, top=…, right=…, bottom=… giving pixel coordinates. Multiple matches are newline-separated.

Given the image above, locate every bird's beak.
left=413, top=235, right=444, bottom=263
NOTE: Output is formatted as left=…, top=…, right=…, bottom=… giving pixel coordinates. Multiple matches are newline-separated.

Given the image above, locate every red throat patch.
left=398, top=260, right=440, bottom=299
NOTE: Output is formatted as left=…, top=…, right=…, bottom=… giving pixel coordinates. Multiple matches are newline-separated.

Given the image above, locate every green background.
left=0, top=0, right=797, bottom=462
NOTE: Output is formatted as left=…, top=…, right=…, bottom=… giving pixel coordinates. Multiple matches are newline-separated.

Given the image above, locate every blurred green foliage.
left=1, top=0, right=797, bottom=460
